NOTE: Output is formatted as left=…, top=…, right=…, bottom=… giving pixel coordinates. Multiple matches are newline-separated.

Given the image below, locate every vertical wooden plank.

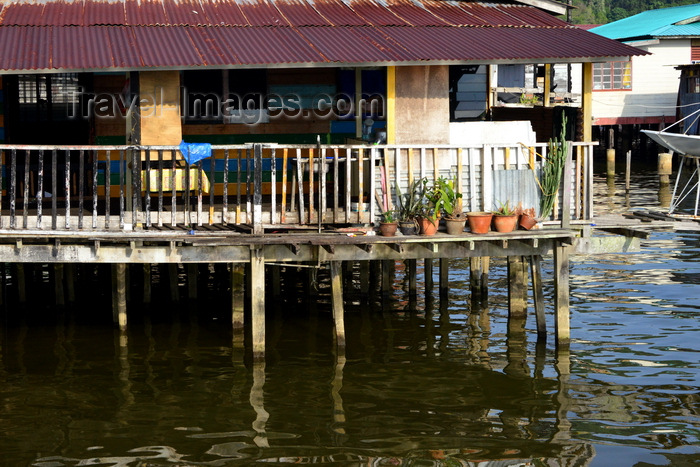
left=468, top=148, right=477, bottom=212
left=481, top=145, right=493, bottom=212
left=237, top=149, right=243, bottom=224
left=281, top=148, right=288, bottom=224
left=504, top=146, right=511, bottom=170
left=250, top=248, right=266, bottom=362
left=52, top=149, right=59, bottom=230
left=91, top=149, right=98, bottom=229
left=481, top=256, right=490, bottom=299
left=457, top=148, right=464, bottom=200
left=271, top=148, right=277, bottom=225
left=561, top=141, right=574, bottom=229
left=170, top=151, right=177, bottom=227
left=330, top=261, right=345, bottom=348
left=22, top=149, right=29, bottom=229
left=9, top=149, right=16, bottom=229
left=296, top=150, right=306, bottom=224
left=333, top=148, right=339, bottom=223
left=196, top=161, right=204, bottom=226
left=357, top=148, right=364, bottom=223
left=246, top=147, right=252, bottom=225
left=78, top=150, right=85, bottom=229
left=432, top=147, right=439, bottom=181
left=575, top=145, right=582, bottom=220
left=320, top=147, right=326, bottom=225
left=0, top=150, right=4, bottom=229
left=144, top=150, right=151, bottom=228
left=370, top=147, right=377, bottom=222
left=65, top=149, right=71, bottom=229
left=470, top=257, right=482, bottom=301
left=309, top=147, right=315, bottom=224
left=530, top=255, right=546, bottom=340
left=156, top=150, right=163, bottom=227
left=344, top=148, right=351, bottom=224
left=253, top=144, right=263, bottom=235
left=105, top=151, right=112, bottom=229
left=384, top=146, right=394, bottom=210
left=386, top=66, right=396, bottom=144
left=209, top=152, right=215, bottom=225
left=554, top=244, right=570, bottom=348
left=408, top=148, right=414, bottom=184
left=38, top=150, right=44, bottom=230
left=223, top=149, right=230, bottom=223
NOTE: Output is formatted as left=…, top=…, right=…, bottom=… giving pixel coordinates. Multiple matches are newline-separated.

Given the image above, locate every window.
left=182, top=69, right=268, bottom=124
left=687, top=76, right=700, bottom=94
left=18, top=73, right=82, bottom=122
left=593, top=61, right=632, bottom=90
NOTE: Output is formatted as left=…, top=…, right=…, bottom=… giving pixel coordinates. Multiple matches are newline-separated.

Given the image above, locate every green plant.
left=493, top=200, right=516, bottom=216
left=539, top=113, right=569, bottom=219
left=519, top=93, right=540, bottom=106
left=433, top=176, right=463, bottom=218
left=395, top=179, right=424, bottom=222
left=380, top=209, right=396, bottom=223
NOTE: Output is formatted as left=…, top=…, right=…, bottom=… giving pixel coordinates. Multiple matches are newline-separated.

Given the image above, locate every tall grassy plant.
left=540, top=114, right=568, bottom=219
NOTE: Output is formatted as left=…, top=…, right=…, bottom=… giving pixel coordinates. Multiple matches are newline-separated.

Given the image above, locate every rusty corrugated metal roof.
left=0, top=0, right=646, bottom=72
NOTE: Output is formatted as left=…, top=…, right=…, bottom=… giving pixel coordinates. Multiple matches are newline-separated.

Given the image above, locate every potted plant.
left=492, top=200, right=519, bottom=233
left=395, top=179, right=423, bottom=235
left=378, top=209, right=398, bottom=237
left=418, top=178, right=444, bottom=236
left=435, top=177, right=466, bottom=235
left=466, top=211, right=492, bottom=234
left=518, top=205, right=538, bottom=230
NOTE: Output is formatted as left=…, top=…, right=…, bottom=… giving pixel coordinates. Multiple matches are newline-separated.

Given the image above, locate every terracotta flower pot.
left=445, top=217, right=467, bottom=235
left=467, top=212, right=492, bottom=234
left=379, top=222, right=398, bottom=237
left=418, top=217, right=438, bottom=236
left=492, top=214, right=518, bottom=233
left=519, top=213, right=537, bottom=230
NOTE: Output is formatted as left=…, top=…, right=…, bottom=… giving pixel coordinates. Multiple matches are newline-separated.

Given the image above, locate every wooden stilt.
left=330, top=261, right=345, bottom=348
left=54, top=264, right=65, bottom=306
left=407, top=259, right=417, bottom=297
left=65, top=264, right=76, bottom=303
left=554, top=244, right=571, bottom=348
left=439, top=258, right=449, bottom=299
left=115, top=263, right=127, bottom=330
left=168, top=263, right=179, bottom=302
left=231, top=263, right=245, bottom=348
left=187, top=263, right=198, bottom=300
left=507, top=256, right=527, bottom=318
left=250, top=249, right=266, bottom=361
left=424, top=258, right=433, bottom=293
left=480, top=257, right=490, bottom=300
left=381, top=260, right=392, bottom=297
left=359, top=261, right=370, bottom=296
left=469, top=257, right=482, bottom=300
left=16, top=264, right=26, bottom=305
left=143, top=264, right=152, bottom=304
left=111, top=264, right=118, bottom=322
left=530, top=255, right=547, bottom=340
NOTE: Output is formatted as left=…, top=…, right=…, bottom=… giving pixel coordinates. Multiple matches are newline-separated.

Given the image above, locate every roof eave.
left=514, top=0, right=568, bottom=16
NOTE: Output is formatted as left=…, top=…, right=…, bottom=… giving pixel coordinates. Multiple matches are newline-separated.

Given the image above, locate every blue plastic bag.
left=179, top=141, right=212, bottom=165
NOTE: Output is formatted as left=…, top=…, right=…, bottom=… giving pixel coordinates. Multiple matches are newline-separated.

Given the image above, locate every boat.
left=640, top=130, right=700, bottom=158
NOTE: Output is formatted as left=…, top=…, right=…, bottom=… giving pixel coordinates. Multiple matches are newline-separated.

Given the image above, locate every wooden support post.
left=168, top=264, right=179, bottom=302
left=469, top=257, right=482, bottom=300
left=481, top=257, right=490, bottom=300
left=231, top=263, right=245, bottom=348
left=250, top=249, right=266, bottom=361
left=606, top=148, right=615, bottom=178
left=114, top=263, right=127, bottom=331
left=359, top=261, right=370, bottom=296
left=16, top=264, right=26, bottom=305
left=330, top=261, right=345, bottom=348
left=658, top=152, right=672, bottom=184
left=65, top=264, right=76, bottom=303
left=530, top=255, right=547, bottom=340
left=187, top=263, right=198, bottom=300
left=54, top=264, right=65, bottom=306
left=439, top=258, right=449, bottom=299
left=143, top=264, right=152, bottom=304
left=407, top=259, right=417, bottom=297
left=554, top=244, right=570, bottom=348
left=382, top=260, right=392, bottom=297
left=625, top=150, right=632, bottom=193
left=252, top=143, right=264, bottom=235
left=507, top=256, right=527, bottom=318
left=424, top=258, right=433, bottom=293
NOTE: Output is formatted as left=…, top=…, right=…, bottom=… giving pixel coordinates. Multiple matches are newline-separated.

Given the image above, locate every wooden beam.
left=582, top=62, right=593, bottom=142
left=554, top=244, right=570, bottom=348
left=330, top=261, right=345, bottom=348
left=250, top=248, right=266, bottom=361
left=387, top=66, right=396, bottom=145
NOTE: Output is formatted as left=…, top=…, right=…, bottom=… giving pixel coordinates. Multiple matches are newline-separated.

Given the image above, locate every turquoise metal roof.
left=591, top=3, right=700, bottom=41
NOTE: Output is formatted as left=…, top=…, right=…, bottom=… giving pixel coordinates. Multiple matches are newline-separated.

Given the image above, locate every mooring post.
left=439, top=258, right=449, bottom=299
left=658, top=152, right=672, bottom=184
left=529, top=255, right=547, bottom=340
left=231, top=263, right=245, bottom=348
left=250, top=248, right=266, bottom=361
left=114, top=263, right=127, bottom=331
left=507, top=256, right=527, bottom=317
left=554, top=244, right=571, bottom=347
left=330, top=261, right=346, bottom=348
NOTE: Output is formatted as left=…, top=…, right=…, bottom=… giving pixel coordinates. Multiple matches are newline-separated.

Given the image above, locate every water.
left=1, top=163, right=699, bottom=466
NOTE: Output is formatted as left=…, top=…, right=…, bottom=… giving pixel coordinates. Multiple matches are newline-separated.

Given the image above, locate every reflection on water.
left=0, top=161, right=698, bottom=467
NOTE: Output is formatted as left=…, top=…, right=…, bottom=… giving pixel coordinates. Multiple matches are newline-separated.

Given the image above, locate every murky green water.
left=0, top=163, right=698, bottom=466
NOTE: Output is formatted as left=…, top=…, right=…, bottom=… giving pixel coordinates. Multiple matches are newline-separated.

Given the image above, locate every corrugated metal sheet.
left=0, top=0, right=647, bottom=71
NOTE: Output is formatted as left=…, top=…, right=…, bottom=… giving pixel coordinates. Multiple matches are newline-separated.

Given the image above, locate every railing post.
left=253, top=143, right=263, bottom=235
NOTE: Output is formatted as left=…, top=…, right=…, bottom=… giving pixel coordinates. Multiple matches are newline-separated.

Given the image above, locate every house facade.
left=589, top=4, right=700, bottom=150
left=0, top=0, right=643, bottom=151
